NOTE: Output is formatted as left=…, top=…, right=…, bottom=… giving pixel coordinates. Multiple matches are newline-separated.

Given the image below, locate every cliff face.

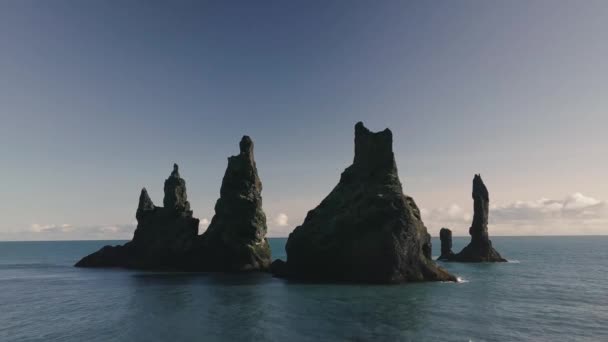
left=75, top=165, right=199, bottom=269
left=273, top=122, right=456, bottom=283
left=447, top=175, right=506, bottom=262
left=194, top=136, right=271, bottom=271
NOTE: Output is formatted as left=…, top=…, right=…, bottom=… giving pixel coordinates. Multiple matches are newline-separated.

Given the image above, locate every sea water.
left=0, top=237, right=606, bottom=341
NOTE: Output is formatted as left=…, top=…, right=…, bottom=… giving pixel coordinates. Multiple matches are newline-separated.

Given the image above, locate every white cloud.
left=421, top=204, right=471, bottom=230
left=423, top=193, right=608, bottom=236
left=274, top=213, right=289, bottom=227
left=30, top=223, right=74, bottom=233
left=491, top=193, right=607, bottom=223
left=199, top=218, right=210, bottom=227
left=6, top=223, right=137, bottom=240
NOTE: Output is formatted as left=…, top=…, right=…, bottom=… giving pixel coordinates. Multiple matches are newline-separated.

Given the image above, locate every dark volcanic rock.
left=75, top=165, right=199, bottom=269
left=194, top=136, right=271, bottom=271
left=273, top=122, right=456, bottom=283
left=438, top=228, right=454, bottom=261
left=447, top=174, right=506, bottom=262
left=75, top=136, right=272, bottom=272
left=163, top=164, right=191, bottom=213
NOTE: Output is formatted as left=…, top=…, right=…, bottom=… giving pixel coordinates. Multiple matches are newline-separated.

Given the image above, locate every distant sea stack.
left=272, top=122, right=456, bottom=283
left=75, top=136, right=271, bottom=271
left=443, top=175, right=506, bottom=262
left=75, top=164, right=199, bottom=269
left=438, top=228, right=454, bottom=260
left=193, top=136, right=271, bottom=271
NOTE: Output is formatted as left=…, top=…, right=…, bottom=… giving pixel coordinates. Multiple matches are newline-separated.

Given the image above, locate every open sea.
left=0, top=236, right=606, bottom=341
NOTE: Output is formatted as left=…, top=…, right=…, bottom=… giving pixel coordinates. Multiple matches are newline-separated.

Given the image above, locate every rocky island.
left=191, top=136, right=271, bottom=271
left=75, top=136, right=271, bottom=271
left=439, top=175, right=506, bottom=262
left=272, top=122, right=456, bottom=283
left=438, top=228, right=455, bottom=261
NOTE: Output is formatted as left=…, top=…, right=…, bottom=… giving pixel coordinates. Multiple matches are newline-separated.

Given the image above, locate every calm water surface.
left=0, top=237, right=606, bottom=341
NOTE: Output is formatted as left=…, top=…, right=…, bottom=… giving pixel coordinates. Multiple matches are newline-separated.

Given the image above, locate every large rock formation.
left=446, top=174, right=506, bottom=262
left=438, top=228, right=454, bottom=261
left=75, top=137, right=271, bottom=272
left=75, top=164, right=199, bottom=269
left=272, top=122, right=456, bottom=283
left=193, top=136, right=271, bottom=271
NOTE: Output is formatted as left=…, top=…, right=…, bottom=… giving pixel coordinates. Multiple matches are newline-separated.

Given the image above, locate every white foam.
left=456, top=277, right=469, bottom=283
left=507, top=259, right=520, bottom=264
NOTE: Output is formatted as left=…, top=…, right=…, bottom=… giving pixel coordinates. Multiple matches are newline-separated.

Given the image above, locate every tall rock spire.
left=470, top=174, right=490, bottom=244
left=273, top=122, right=456, bottom=283
left=449, top=174, right=506, bottom=262
left=196, top=135, right=271, bottom=271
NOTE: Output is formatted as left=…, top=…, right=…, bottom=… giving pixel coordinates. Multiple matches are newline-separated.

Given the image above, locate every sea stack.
left=75, top=164, right=199, bottom=269
left=75, top=136, right=272, bottom=271
left=438, top=228, right=454, bottom=260
left=448, top=174, right=506, bottom=262
left=272, top=122, right=456, bottom=283
left=194, top=136, right=271, bottom=271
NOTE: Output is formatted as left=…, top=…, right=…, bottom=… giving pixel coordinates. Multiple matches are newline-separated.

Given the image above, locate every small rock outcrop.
left=272, top=122, right=456, bottom=283
left=438, top=228, right=454, bottom=260
left=193, top=136, right=271, bottom=271
left=445, top=174, right=506, bottom=262
left=75, top=164, right=199, bottom=269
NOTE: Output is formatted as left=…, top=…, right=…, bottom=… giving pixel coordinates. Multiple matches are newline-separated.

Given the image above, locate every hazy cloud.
left=421, top=204, right=471, bottom=225
left=30, top=223, right=73, bottom=233
left=0, top=223, right=137, bottom=241
left=265, top=212, right=295, bottom=237
left=7, top=193, right=606, bottom=240
left=274, top=213, right=289, bottom=227
left=423, top=193, right=608, bottom=236
left=489, top=193, right=608, bottom=235
left=199, top=218, right=210, bottom=228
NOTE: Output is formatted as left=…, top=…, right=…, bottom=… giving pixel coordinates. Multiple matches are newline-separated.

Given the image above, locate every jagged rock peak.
left=276, top=122, right=456, bottom=283
left=170, top=163, right=180, bottom=178
left=196, top=134, right=271, bottom=271
left=75, top=166, right=199, bottom=269
left=473, top=174, right=489, bottom=202
left=353, top=122, right=394, bottom=171
left=137, top=188, right=155, bottom=212
left=239, top=135, right=254, bottom=156
left=219, top=135, right=261, bottom=196
left=163, top=163, right=190, bottom=212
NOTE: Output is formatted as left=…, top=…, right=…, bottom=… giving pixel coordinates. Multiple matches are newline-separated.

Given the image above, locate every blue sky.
left=1, top=0, right=607, bottom=239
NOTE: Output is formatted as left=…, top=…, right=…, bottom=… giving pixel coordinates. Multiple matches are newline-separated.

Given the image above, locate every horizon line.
left=1, top=234, right=608, bottom=242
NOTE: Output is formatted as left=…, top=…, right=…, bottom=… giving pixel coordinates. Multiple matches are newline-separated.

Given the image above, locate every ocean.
left=0, top=237, right=606, bottom=341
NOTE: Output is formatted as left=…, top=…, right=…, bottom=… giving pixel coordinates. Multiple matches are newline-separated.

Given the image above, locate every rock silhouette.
left=75, top=165, right=199, bottom=269
left=75, top=137, right=271, bottom=271
left=438, top=228, right=454, bottom=260
left=193, top=136, right=271, bottom=271
left=444, top=175, right=506, bottom=262
left=272, top=122, right=456, bottom=283
left=163, top=164, right=191, bottom=213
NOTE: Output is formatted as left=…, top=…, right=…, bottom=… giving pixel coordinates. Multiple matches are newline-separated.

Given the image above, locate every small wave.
left=456, top=277, right=469, bottom=283
left=507, top=259, right=520, bottom=264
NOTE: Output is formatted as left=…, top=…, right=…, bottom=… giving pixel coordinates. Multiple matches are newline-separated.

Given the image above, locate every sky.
left=0, top=0, right=607, bottom=240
